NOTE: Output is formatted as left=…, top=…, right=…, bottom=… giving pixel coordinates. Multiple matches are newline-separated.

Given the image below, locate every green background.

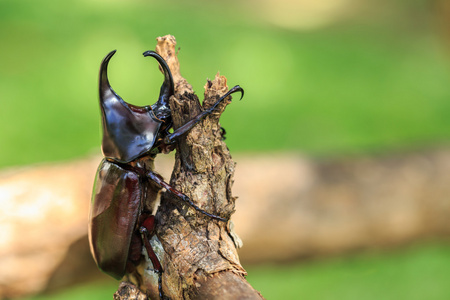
left=2, top=0, right=450, bottom=299
left=2, top=0, right=450, bottom=169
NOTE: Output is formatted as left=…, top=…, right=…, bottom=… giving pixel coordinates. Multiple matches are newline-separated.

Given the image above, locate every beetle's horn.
left=98, top=50, right=162, bottom=163
left=99, top=50, right=117, bottom=104
left=143, top=50, right=174, bottom=118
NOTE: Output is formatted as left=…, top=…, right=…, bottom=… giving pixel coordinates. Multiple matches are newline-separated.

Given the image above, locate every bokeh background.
left=1, top=0, right=450, bottom=299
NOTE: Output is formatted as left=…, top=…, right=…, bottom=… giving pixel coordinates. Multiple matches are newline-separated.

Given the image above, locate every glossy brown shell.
left=88, top=159, right=142, bottom=279
left=99, top=50, right=163, bottom=163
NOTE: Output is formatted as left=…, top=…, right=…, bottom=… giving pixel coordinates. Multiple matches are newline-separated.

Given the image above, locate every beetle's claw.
left=231, top=85, right=244, bottom=100
left=143, top=50, right=155, bottom=57
left=222, top=85, right=244, bottom=101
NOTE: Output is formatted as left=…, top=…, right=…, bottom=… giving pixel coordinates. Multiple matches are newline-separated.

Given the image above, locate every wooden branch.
left=115, top=35, right=263, bottom=299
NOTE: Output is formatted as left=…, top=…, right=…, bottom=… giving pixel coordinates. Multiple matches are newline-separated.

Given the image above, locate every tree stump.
left=114, top=35, right=263, bottom=300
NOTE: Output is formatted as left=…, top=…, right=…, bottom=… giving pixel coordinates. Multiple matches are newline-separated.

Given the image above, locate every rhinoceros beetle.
left=88, top=49, right=243, bottom=299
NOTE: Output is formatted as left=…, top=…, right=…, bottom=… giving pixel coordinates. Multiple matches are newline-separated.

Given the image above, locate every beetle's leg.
left=146, top=171, right=228, bottom=222
left=139, top=216, right=162, bottom=271
left=164, top=85, right=244, bottom=144
left=139, top=216, right=165, bottom=299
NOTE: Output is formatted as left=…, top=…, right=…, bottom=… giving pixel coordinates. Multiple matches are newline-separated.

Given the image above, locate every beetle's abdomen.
left=89, top=159, right=141, bottom=280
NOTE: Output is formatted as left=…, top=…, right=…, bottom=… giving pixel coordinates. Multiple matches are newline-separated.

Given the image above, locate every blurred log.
left=0, top=158, right=99, bottom=299
left=234, top=150, right=450, bottom=262
left=2, top=148, right=450, bottom=298
left=0, top=150, right=450, bottom=298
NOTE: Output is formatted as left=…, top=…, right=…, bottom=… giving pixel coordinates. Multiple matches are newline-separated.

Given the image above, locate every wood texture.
left=116, top=35, right=262, bottom=299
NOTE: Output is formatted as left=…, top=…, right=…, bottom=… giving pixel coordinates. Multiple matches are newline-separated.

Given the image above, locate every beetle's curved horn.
left=98, top=50, right=162, bottom=163
left=99, top=50, right=117, bottom=103
left=143, top=50, right=174, bottom=117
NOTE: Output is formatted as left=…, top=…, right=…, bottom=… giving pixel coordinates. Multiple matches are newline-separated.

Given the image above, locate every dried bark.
left=115, top=35, right=263, bottom=299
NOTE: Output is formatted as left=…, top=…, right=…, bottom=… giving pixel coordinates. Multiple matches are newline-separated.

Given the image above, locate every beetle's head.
left=98, top=50, right=174, bottom=163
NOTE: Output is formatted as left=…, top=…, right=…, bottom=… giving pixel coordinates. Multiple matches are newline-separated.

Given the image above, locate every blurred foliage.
left=1, top=0, right=450, bottom=168
left=247, top=242, right=450, bottom=299
left=20, top=242, right=450, bottom=300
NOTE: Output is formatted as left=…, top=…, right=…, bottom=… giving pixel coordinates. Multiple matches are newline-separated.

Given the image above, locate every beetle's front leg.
left=146, top=171, right=228, bottom=222
left=163, top=85, right=243, bottom=145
